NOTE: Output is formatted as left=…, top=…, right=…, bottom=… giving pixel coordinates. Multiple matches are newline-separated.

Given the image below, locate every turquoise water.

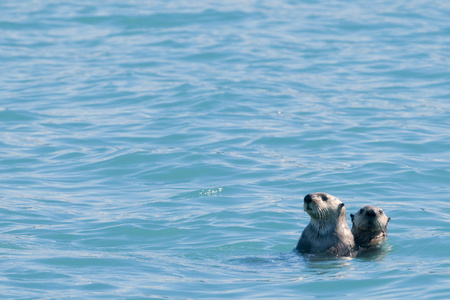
left=1, top=0, right=450, bottom=298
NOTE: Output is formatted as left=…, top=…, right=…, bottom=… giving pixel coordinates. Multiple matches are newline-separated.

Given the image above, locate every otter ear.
left=350, top=214, right=354, bottom=222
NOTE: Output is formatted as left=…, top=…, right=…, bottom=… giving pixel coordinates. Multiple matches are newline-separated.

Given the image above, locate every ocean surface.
left=1, top=0, right=450, bottom=298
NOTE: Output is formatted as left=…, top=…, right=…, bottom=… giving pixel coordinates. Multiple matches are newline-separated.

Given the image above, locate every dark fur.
left=351, top=205, right=390, bottom=249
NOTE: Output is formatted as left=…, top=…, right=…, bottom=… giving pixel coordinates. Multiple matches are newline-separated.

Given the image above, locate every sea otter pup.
left=351, top=206, right=390, bottom=249
left=295, top=193, right=355, bottom=256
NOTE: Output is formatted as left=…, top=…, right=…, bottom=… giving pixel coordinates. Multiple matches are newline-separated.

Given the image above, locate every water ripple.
left=1, top=0, right=450, bottom=298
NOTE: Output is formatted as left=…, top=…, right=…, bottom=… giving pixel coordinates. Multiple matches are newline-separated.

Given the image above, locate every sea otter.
left=295, top=193, right=355, bottom=256
left=351, top=205, right=390, bottom=249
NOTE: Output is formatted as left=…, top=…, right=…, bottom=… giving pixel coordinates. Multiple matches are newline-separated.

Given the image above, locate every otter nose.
left=304, top=194, right=312, bottom=204
left=366, top=209, right=376, bottom=217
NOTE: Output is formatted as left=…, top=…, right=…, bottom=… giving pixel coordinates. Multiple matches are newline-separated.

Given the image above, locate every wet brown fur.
left=351, top=205, right=390, bottom=249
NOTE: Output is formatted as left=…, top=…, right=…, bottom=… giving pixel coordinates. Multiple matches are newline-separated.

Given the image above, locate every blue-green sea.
left=1, top=0, right=450, bottom=298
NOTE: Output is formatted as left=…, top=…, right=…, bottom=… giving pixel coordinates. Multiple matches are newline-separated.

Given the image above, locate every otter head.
left=350, top=205, right=390, bottom=233
left=303, top=192, right=345, bottom=221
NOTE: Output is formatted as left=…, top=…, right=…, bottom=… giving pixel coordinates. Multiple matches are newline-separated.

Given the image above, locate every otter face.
left=303, top=192, right=344, bottom=220
left=350, top=205, right=390, bottom=232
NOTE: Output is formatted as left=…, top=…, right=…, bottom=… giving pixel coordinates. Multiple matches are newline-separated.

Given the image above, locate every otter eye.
left=322, top=196, right=328, bottom=201
left=359, top=208, right=364, bottom=214
left=379, top=210, right=383, bottom=214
